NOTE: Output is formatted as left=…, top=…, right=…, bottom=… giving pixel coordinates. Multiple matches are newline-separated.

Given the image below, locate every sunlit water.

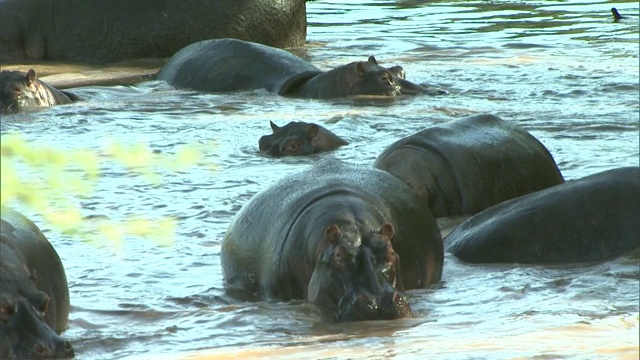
left=1, top=0, right=639, bottom=359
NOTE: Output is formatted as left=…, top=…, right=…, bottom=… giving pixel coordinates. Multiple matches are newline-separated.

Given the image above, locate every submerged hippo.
left=259, top=121, right=348, bottom=157
left=0, top=69, right=80, bottom=113
left=222, top=159, right=443, bottom=322
left=374, top=114, right=565, bottom=218
left=445, top=167, right=640, bottom=264
left=157, top=38, right=444, bottom=99
left=0, top=207, right=74, bottom=359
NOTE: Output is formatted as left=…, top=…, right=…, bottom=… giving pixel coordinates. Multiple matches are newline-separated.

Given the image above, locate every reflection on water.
left=1, top=0, right=638, bottom=359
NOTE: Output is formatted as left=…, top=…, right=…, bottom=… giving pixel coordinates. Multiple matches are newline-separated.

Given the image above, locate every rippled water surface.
left=1, top=0, right=639, bottom=359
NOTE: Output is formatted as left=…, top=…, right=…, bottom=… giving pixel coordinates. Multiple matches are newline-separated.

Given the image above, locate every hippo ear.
left=355, top=62, right=367, bottom=77
left=307, top=124, right=319, bottom=139
left=324, top=224, right=341, bottom=245
left=368, top=56, right=378, bottom=65
left=26, top=69, right=37, bottom=85
left=269, top=121, right=280, bottom=133
left=379, top=223, right=395, bottom=241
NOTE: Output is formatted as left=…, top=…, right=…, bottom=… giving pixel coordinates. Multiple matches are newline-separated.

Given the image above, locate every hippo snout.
left=335, top=288, right=412, bottom=322
left=32, top=338, right=74, bottom=359
left=1, top=299, right=75, bottom=359
left=53, top=339, right=75, bottom=359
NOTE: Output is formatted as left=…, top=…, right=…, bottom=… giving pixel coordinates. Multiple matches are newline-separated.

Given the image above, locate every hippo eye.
left=284, top=140, right=300, bottom=154
left=386, top=247, right=396, bottom=261
left=380, top=73, right=392, bottom=84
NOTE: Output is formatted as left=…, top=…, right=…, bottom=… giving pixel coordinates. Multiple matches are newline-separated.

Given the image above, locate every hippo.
left=259, top=121, right=349, bottom=157
left=221, top=159, right=443, bottom=322
left=374, top=114, right=565, bottom=218
left=0, top=207, right=74, bottom=359
left=445, top=167, right=640, bottom=264
left=0, top=0, right=306, bottom=63
left=157, top=38, right=445, bottom=99
left=0, top=69, right=80, bottom=113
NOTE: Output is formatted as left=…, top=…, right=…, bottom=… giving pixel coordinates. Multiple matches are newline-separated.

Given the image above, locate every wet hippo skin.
left=258, top=121, right=348, bottom=157
left=374, top=114, right=565, bottom=218
left=0, top=0, right=307, bottom=63
left=0, top=69, right=80, bottom=113
left=445, top=167, right=640, bottom=264
left=221, top=159, right=443, bottom=322
left=157, top=38, right=444, bottom=99
left=1, top=207, right=74, bottom=359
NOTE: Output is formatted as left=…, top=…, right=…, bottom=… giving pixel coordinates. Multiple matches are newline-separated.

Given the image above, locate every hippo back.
left=0, top=207, right=70, bottom=333
left=222, top=159, right=443, bottom=300
left=375, top=114, right=565, bottom=217
left=445, top=167, right=640, bottom=264
left=157, top=38, right=322, bottom=94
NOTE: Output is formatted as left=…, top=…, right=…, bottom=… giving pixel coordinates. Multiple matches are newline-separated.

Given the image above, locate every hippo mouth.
left=335, top=289, right=412, bottom=322
left=385, top=84, right=403, bottom=96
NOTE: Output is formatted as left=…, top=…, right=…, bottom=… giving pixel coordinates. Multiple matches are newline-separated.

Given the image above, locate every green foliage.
left=1, top=133, right=212, bottom=250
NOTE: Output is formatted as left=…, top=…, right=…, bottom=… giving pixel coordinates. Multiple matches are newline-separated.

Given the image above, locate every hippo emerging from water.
left=0, top=69, right=80, bottom=113
left=0, top=207, right=74, bottom=359
left=374, top=114, right=565, bottom=218
left=157, top=38, right=445, bottom=99
left=259, top=121, right=348, bottom=157
left=221, top=159, right=443, bottom=322
left=445, top=167, right=640, bottom=264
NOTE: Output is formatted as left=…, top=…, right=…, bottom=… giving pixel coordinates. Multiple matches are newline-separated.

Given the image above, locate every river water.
left=1, top=0, right=639, bottom=359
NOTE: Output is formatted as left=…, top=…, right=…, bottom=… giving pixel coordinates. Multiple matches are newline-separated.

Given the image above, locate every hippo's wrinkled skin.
left=374, top=114, right=564, bottom=218
left=0, top=69, right=80, bottom=113
left=445, top=167, right=640, bottom=264
left=0, top=207, right=74, bottom=359
left=221, top=159, right=443, bottom=322
left=259, top=121, right=348, bottom=157
left=0, top=0, right=306, bottom=63
left=157, top=38, right=444, bottom=99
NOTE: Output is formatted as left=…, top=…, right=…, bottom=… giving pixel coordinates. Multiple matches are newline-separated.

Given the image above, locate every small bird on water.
left=611, top=7, right=623, bottom=22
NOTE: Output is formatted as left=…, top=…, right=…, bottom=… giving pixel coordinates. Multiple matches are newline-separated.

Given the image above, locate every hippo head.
left=345, top=56, right=433, bottom=97
left=0, top=247, right=74, bottom=359
left=0, top=69, right=42, bottom=113
left=259, top=121, right=321, bottom=157
left=258, top=121, right=347, bottom=157
left=307, top=223, right=412, bottom=322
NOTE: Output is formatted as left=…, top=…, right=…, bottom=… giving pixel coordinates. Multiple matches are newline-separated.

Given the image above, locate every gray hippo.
left=0, top=207, right=74, bottom=359
left=445, top=167, right=640, bottom=264
left=0, top=0, right=306, bottom=63
left=374, top=114, right=565, bottom=218
left=0, top=69, right=80, bottom=113
left=157, top=38, right=444, bottom=99
left=221, top=159, right=443, bottom=322
left=259, top=121, right=348, bottom=157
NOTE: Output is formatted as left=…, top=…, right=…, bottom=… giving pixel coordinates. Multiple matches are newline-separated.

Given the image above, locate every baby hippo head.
left=258, top=121, right=348, bottom=157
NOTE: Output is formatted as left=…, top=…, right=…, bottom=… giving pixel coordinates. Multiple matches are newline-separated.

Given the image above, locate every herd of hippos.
left=1, top=34, right=639, bottom=359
